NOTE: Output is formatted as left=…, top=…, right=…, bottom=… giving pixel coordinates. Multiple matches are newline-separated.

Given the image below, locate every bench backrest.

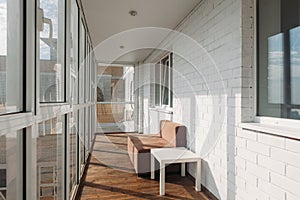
left=160, top=120, right=186, bottom=147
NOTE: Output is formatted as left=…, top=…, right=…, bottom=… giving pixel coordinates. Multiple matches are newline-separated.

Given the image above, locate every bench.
left=127, top=120, right=186, bottom=174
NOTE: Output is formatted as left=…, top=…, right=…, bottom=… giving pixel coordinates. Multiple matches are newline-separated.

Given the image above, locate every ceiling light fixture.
left=129, top=10, right=137, bottom=16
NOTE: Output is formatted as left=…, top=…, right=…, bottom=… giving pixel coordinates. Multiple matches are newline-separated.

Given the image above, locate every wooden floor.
left=77, top=133, right=211, bottom=200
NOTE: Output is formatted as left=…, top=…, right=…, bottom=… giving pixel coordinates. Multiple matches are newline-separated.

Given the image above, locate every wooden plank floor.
left=76, top=133, right=211, bottom=200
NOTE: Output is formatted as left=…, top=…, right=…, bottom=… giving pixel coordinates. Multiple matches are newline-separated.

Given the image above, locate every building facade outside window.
left=38, top=0, right=65, bottom=103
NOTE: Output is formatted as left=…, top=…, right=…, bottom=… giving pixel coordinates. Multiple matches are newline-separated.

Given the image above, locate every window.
left=70, top=0, right=79, bottom=105
left=96, top=66, right=135, bottom=125
left=0, top=130, right=22, bottom=200
left=0, top=0, right=23, bottom=114
left=258, top=0, right=300, bottom=119
left=154, top=53, right=173, bottom=107
left=79, top=21, right=86, bottom=104
left=36, top=116, right=64, bottom=199
left=38, top=0, right=65, bottom=103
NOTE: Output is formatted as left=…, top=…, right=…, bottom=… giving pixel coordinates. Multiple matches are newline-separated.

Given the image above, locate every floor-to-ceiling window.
left=0, top=0, right=97, bottom=199
left=69, top=0, right=79, bottom=196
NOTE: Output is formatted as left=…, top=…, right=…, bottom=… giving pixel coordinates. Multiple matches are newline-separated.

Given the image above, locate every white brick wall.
left=139, top=0, right=300, bottom=199
left=142, top=0, right=248, bottom=199
left=237, top=129, right=300, bottom=200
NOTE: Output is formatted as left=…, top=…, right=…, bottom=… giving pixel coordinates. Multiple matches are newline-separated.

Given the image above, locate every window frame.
left=37, top=0, right=67, bottom=104
left=243, top=0, right=300, bottom=140
left=0, top=0, right=26, bottom=116
left=154, top=53, right=173, bottom=108
left=256, top=0, right=300, bottom=120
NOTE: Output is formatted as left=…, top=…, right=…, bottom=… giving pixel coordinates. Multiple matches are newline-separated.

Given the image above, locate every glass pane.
left=97, top=66, right=134, bottom=102
left=69, top=113, right=77, bottom=195
left=0, top=0, right=22, bottom=114
left=85, top=108, right=89, bottom=157
left=155, top=63, right=160, bottom=105
left=70, top=1, right=79, bottom=105
left=96, top=66, right=135, bottom=132
left=258, top=0, right=300, bottom=119
left=79, top=22, right=85, bottom=104
left=0, top=131, right=21, bottom=200
left=161, top=58, right=170, bottom=106
left=39, top=0, right=65, bottom=102
left=290, top=26, right=300, bottom=106
left=36, top=117, right=64, bottom=200
left=267, top=33, right=284, bottom=104
left=79, top=109, right=85, bottom=168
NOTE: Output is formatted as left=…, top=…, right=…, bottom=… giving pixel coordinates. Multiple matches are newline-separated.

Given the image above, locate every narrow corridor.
left=77, top=133, right=211, bottom=200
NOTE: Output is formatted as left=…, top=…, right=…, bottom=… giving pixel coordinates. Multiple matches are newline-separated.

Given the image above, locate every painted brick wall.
left=236, top=128, right=300, bottom=200
left=143, top=0, right=249, bottom=198
left=139, top=0, right=300, bottom=200
left=141, top=0, right=300, bottom=199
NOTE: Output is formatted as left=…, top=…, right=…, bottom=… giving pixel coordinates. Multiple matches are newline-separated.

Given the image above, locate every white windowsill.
left=240, top=116, right=300, bottom=140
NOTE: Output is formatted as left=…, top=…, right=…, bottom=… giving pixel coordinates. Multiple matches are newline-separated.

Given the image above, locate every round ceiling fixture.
left=129, top=10, right=137, bottom=16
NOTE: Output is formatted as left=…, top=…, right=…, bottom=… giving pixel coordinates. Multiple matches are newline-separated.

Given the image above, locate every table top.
left=151, top=147, right=201, bottom=164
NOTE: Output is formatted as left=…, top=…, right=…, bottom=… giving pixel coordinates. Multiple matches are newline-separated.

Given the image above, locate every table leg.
left=160, top=162, right=165, bottom=195
left=181, top=162, right=186, bottom=176
left=151, top=154, right=155, bottom=179
left=195, top=160, right=201, bottom=191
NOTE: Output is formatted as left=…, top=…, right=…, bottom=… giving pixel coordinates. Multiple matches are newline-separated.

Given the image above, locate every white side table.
left=150, top=147, right=201, bottom=195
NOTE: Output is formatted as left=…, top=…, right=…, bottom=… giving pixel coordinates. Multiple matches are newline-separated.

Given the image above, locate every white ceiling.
left=82, top=0, right=201, bottom=64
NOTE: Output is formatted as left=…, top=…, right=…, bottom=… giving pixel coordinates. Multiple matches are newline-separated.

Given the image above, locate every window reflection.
left=290, top=26, right=300, bottom=106
left=0, top=131, right=20, bottom=200
left=267, top=33, right=284, bottom=104
left=258, top=0, right=300, bottom=120
left=37, top=117, right=64, bottom=199
left=39, top=0, right=65, bottom=103
left=0, top=0, right=22, bottom=114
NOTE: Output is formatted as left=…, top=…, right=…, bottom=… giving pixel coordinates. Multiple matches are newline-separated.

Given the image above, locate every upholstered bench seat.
left=127, top=120, right=186, bottom=174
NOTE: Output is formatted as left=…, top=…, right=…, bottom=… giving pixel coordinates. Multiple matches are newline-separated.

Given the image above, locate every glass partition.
left=96, top=66, right=136, bottom=132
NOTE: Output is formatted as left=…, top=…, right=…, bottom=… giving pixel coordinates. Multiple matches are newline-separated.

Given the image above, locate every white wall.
left=235, top=127, right=300, bottom=200
left=140, top=0, right=300, bottom=199
left=142, top=0, right=253, bottom=199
